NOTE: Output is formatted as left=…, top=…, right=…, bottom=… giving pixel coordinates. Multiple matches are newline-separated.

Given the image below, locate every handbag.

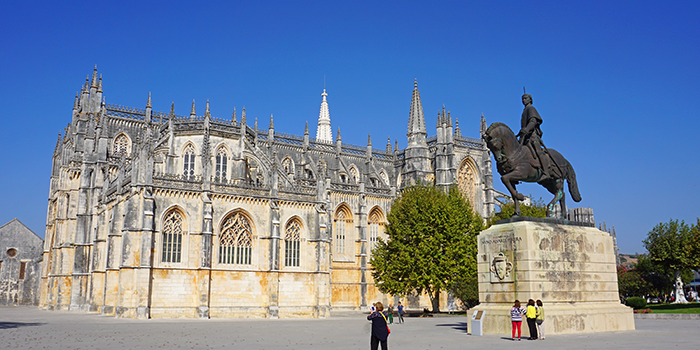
left=380, top=312, right=391, bottom=335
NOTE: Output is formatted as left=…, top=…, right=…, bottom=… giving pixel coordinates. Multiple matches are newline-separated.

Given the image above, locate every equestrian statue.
left=483, top=92, right=581, bottom=218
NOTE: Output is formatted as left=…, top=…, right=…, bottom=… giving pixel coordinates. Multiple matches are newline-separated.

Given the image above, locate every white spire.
left=316, top=89, right=332, bottom=143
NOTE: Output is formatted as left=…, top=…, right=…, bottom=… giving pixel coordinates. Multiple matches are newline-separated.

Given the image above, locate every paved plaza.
left=0, top=307, right=698, bottom=349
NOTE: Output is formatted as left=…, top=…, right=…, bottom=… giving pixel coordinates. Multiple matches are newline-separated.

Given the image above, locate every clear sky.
left=1, top=1, right=698, bottom=254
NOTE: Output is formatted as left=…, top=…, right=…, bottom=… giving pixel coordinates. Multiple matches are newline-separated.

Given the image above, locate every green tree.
left=486, top=197, right=547, bottom=227
left=643, top=219, right=700, bottom=303
left=617, top=265, right=651, bottom=300
left=634, top=255, right=673, bottom=299
left=370, top=184, right=483, bottom=312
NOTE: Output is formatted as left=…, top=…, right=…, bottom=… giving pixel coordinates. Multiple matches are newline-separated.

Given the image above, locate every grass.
left=646, top=302, right=700, bottom=314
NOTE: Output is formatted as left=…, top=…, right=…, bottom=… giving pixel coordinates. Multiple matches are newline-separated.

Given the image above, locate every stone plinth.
left=468, top=219, right=634, bottom=335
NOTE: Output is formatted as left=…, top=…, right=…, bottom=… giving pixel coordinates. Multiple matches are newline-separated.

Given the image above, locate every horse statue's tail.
left=566, top=163, right=582, bottom=202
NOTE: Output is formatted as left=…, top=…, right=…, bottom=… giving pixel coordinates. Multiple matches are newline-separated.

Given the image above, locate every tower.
left=316, top=89, right=332, bottom=142
left=403, top=79, right=431, bottom=185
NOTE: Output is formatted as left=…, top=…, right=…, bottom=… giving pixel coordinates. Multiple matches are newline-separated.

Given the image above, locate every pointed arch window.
left=219, top=212, right=253, bottom=265
left=334, top=207, right=352, bottom=256
left=113, top=134, right=130, bottom=156
left=215, top=147, right=228, bottom=180
left=183, top=144, right=195, bottom=180
left=162, top=210, right=183, bottom=263
left=368, top=209, right=385, bottom=253
left=284, top=219, right=301, bottom=267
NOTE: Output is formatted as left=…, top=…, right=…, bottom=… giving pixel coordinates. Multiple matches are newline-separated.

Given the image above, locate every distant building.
left=40, top=67, right=496, bottom=318
left=0, top=219, right=43, bottom=305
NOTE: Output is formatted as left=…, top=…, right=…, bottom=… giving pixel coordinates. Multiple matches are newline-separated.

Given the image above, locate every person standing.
left=387, top=304, right=394, bottom=324
left=510, top=300, right=526, bottom=341
left=397, top=302, right=405, bottom=324
left=525, top=299, right=538, bottom=340
left=367, top=301, right=389, bottom=350
left=536, top=300, right=545, bottom=340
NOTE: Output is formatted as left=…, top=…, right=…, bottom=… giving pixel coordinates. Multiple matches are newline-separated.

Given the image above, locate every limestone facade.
left=470, top=220, right=634, bottom=334
left=40, top=67, right=495, bottom=318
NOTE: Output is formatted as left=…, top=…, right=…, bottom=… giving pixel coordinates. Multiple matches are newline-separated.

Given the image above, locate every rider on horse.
left=516, top=93, right=561, bottom=181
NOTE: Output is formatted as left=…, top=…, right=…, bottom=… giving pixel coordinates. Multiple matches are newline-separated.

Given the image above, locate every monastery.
left=39, top=67, right=495, bottom=318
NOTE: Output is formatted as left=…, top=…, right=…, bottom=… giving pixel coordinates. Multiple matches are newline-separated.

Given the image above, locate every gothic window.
left=215, top=147, right=228, bottom=180
left=284, top=218, right=301, bottom=267
left=334, top=206, right=352, bottom=256
left=113, top=134, right=130, bottom=156
left=282, top=157, right=294, bottom=175
left=219, top=211, right=253, bottom=265
left=457, top=157, right=479, bottom=207
left=183, top=144, right=196, bottom=180
left=379, top=171, right=389, bottom=186
left=340, top=173, right=347, bottom=183
left=368, top=208, right=385, bottom=253
left=162, top=210, right=184, bottom=263
left=349, top=166, right=359, bottom=183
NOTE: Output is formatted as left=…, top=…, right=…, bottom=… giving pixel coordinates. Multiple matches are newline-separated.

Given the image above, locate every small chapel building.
left=39, top=67, right=495, bottom=318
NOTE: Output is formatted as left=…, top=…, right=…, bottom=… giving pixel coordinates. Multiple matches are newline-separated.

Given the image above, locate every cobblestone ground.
left=0, top=307, right=698, bottom=349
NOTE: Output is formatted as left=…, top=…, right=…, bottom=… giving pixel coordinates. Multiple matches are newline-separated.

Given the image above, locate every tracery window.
left=284, top=218, right=301, bottom=267
left=334, top=207, right=352, bottom=256
left=162, top=210, right=184, bottom=263
left=219, top=211, right=253, bottom=265
left=349, top=166, right=359, bottom=183
left=215, top=147, right=228, bottom=180
left=183, top=144, right=195, bottom=180
left=368, top=208, right=384, bottom=252
left=282, top=157, right=294, bottom=175
left=457, top=158, right=479, bottom=207
left=113, top=134, right=130, bottom=156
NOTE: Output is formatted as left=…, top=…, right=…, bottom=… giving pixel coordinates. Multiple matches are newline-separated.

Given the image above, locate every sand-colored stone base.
left=469, top=301, right=634, bottom=335
left=470, top=219, right=634, bottom=335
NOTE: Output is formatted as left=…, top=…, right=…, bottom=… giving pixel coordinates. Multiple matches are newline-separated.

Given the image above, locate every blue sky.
left=1, top=1, right=698, bottom=254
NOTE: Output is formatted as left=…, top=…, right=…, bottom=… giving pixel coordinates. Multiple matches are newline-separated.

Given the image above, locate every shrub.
left=626, top=296, right=647, bottom=309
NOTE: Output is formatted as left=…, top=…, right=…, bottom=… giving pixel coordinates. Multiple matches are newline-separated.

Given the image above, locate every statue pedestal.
left=468, top=219, right=634, bottom=335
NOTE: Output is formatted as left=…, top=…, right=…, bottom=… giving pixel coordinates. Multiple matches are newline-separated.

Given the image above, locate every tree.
left=617, top=265, right=651, bottom=300
left=370, top=184, right=483, bottom=312
left=486, top=197, right=547, bottom=227
left=643, top=219, right=700, bottom=303
left=634, top=255, right=674, bottom=299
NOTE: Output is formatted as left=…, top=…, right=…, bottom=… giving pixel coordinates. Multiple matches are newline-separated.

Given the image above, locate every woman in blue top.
left=367, top=301, right=389, bottom=350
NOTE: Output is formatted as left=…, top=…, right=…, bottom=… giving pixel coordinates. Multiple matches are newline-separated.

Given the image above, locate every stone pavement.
left=1, top=307, right=698, bottom=349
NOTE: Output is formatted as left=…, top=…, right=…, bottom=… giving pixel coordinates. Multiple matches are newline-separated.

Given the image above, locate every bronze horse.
left=483, top=122, right=581, bottom=218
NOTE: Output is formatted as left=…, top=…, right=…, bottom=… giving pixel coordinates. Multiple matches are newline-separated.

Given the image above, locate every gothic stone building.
left=40, top=67, right=495, bottom=319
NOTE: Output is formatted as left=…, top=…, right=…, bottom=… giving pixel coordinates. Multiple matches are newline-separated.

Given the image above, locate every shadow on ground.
left=0, top=322, right=45, bottom=329
left=435, top=322, right=468, bottom=332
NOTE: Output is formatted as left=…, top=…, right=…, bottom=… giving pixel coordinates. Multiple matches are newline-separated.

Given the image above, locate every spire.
left=73, top=92, right=79, bottom=110
left=455, top=118, right=462, bottom=137
left=241, top=107, right=247, bottom=125
left=407, top=79, right=427, bottom=137
left=386, top=137, right=392, bottom=154
left=447, top=111, right=452, bottom=127
left=190, top=99, right=196, bottom=117
left=54, top=132, right=62, bottom=155
left=232, top=107, right=237, bottom=123
left=170, top=102, right=175, bottom=116
left=394, top=139, right=399, bottom=153
left=480, top=113, right=487, bottom=136
left=367, top=133, right=372, bottom=146
left=304, top=121, right=309, bottom=135
left=204, top=99, right=211, bottom=118
left=254, top=116, right=258, bottom=131
left=269, top=113, right=274, bottom=129
left=316, top=88, right=333, bottom=142
left=146, top=92, right=152, bottom=108
left=97, top=74, right=103, bottom=92
left=336, top=127, right=341, bottom=142
left=83, top=75, right=90, bottom=93
left=91, top=65, right=98, bottom=88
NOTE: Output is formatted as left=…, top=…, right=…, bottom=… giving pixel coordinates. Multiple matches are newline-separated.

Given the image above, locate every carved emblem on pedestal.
left=490, top=252, right=513, bottom=283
